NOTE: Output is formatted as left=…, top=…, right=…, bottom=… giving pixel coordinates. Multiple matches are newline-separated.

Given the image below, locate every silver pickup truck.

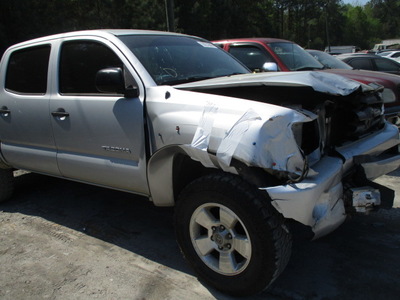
left=0, top=30, right=399, bottom=296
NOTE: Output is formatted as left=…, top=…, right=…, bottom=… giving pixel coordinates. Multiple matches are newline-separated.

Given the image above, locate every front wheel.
left=174, top=173, right=292, bottom=296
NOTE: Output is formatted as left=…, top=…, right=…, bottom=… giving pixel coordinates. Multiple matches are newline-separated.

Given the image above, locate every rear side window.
left=59, top=41, right=123, bottom=95
left=5, top=45, right=51, bottom=94
left=375, top=58, right=400, bottom=72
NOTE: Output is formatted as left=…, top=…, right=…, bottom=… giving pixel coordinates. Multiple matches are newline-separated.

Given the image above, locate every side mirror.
left=261, top=62, right=278, bottom=72
left=96, top=67, right=139, bottom=98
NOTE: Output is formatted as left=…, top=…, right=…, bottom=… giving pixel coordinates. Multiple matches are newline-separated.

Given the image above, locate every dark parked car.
left=337, top=53, right=400, bottom=75
left=213, top=38, right=400, bottom=126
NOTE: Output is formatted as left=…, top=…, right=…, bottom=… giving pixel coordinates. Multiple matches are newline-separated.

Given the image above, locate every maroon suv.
left=213, top=38, right=400, bottom=125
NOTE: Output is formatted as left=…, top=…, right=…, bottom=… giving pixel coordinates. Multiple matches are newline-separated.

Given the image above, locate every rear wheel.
left=174, top=173, right=291, bottom=296
left=0, top=169, right=14, bottom=202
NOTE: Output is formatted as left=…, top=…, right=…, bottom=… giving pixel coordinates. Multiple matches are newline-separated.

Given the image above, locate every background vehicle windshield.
left=268, top=42, right=323, bottom=71
left=308, top=50, right=353, bottom=70
left=118, top=35, right=249, bottom=85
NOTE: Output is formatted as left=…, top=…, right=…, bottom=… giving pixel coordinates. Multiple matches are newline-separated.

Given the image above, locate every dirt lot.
left=1, top=169, right=399, bottom=300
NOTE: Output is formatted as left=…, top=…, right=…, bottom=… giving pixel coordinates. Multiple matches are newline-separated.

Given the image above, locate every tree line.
left=1, top=0, right=399, bottom=56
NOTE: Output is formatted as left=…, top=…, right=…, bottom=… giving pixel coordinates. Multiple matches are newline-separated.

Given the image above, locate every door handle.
left=0, top=106, right=11, bottom=116
left=51, top=108, right=70, bottom=119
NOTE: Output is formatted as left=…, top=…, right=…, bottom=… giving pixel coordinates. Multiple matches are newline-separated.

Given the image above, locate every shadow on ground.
left=1, top=172, right=400, bottom=300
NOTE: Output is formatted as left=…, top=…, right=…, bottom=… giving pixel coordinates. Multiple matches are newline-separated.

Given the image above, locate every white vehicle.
left=0, top=30, right=400, bottom=296
left=373, top=42, right=400, bottom=52
left=378, top=50, right=400, bottom=62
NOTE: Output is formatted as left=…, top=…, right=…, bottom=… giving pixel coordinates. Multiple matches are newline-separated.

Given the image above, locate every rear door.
left=50, top=37, right=148, bottom=194
left=0, top=44, right=60, bottom=175
left=374, top=57, right=400, bottom=75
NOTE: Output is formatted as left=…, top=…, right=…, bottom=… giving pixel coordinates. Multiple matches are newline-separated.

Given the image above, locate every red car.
left=213, top=38, right=400, bottom=125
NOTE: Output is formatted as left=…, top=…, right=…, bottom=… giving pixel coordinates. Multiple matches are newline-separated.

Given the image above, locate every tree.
left=367, top=0, right=400, bottom=39
left=0, top=0, right=398, bottom=55
left=343, top=4, right=380, bottom=49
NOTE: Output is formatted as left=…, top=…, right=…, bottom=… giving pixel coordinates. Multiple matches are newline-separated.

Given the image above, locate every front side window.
left=308, top=51, right=352, bottom=70
left=229, top=46, right=274, bottom=72
left=59, top=41, right=123, bottom=95
left=5, top=45, right=51, bottom=94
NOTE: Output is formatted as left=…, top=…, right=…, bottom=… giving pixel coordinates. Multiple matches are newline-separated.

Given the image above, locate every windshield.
left=308, top=50, right=353, bottom=70
left=268, top=42, right=324, bottom=71
left=118, top=35, right=249, bottom=85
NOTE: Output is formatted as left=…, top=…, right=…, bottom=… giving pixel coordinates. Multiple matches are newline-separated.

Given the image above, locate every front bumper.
left=262, top=123, right=400, bottom=239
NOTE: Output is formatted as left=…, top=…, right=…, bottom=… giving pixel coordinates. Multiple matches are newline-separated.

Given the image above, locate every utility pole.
left=165, top=0, right=175, bottom=32
left=325, top=1, right=330, bottom=52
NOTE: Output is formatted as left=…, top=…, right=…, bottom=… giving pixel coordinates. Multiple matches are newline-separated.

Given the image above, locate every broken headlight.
left=381, top=88, right=396, bottom=104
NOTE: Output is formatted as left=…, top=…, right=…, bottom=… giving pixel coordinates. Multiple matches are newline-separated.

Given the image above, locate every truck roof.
left=5, top=29, right=192, bottom=51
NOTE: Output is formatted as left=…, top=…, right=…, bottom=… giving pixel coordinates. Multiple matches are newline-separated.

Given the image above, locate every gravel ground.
left=0, top=169, right=399, bottom=300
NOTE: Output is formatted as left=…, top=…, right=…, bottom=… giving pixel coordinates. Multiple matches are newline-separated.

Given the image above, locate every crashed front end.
left=175, top=71, right=400, bottom=239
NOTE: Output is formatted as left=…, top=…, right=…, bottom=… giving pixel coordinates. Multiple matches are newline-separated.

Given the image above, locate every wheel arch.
left=147, top=145, right=280, bottom=207
left=147, top=145, right=215, bottom=206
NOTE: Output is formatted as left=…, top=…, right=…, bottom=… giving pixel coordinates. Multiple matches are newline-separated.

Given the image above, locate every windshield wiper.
left=224, top=72, right=247, bottom=77
left=160, top=76, right=213, bottom=85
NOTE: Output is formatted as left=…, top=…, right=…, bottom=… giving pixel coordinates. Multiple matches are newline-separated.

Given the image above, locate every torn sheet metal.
left=360, top=155, right=400, bottom=180
left=175, top=71, right=364, bottom=96
left=263, top=123, right=400, bottom=238
left=336, top=123, right=400, bottom=174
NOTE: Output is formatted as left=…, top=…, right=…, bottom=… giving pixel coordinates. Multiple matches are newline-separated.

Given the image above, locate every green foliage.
left=368, top=0, right=400, bottom=39
left=0, top=0, right=166, bottom=55
left=342, top=4, right=379, bottom=49
left=0, top=0, right=399, bottom=55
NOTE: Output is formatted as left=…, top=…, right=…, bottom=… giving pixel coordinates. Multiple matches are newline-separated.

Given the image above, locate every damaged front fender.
left=146, top=85, right=317, bottom=206
left=184, top=100, right=315, bottom=179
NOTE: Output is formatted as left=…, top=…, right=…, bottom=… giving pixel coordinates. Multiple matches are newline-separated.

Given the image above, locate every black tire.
left=174, top=173, right=292, bottom=296
left=0, top=168, right=14, bottom=202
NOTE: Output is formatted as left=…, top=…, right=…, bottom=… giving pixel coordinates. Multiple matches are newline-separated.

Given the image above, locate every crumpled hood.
left=175, top=71, right=372, bottom=96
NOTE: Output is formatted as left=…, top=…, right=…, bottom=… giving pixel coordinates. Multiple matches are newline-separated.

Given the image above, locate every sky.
left=342, top=0, right=369, bottom=5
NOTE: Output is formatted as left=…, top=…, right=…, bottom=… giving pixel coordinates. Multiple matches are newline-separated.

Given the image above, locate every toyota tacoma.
left=1, top=30, right=400, bottom=296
